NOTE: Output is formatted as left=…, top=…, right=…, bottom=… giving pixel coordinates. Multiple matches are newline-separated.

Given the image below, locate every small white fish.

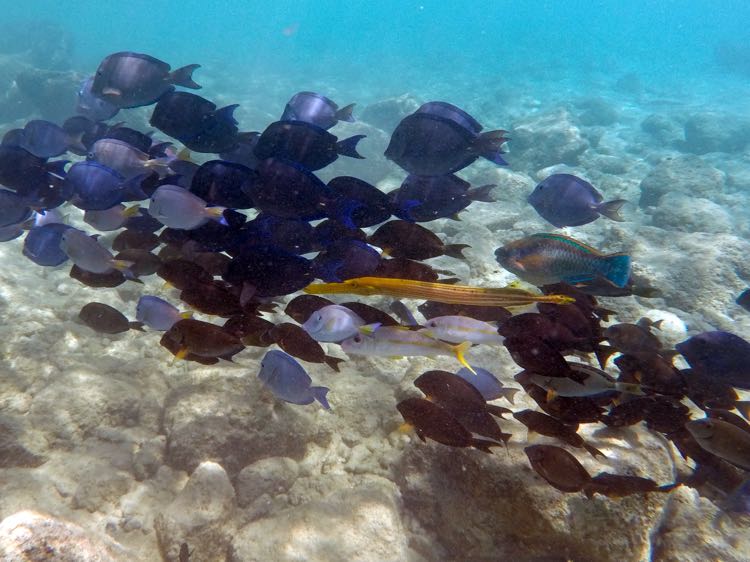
left=340, top=325, right=474, bottom=372
left=84, top=204, right=140, bottom=231
left=90, top=138, right=171, bottom=179
left=528, top=362, right=642, bottom=400
left=421, top=315, right=504, bottom=345
left=149, top=184, right=227, bottom=230
left=59, top=228, right=134, bottom=276
left=302, top=304, right=365, bottom=342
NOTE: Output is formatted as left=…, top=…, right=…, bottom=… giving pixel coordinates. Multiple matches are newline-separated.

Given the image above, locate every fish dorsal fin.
left=529, top=233, right=606, bottom=256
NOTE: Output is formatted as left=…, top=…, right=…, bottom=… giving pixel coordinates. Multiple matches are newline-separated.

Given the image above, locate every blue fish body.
left=258, top=350, right=330, bottom=409
left=528, top=174, right=626, bottom=228
left=136, top=296, right=183, bottom=331
left=22, top=223, right=74, bottom=266
left=455, top=367, right=505, bottom=401
left=676, top=331, right=750, bottom=390
left=495, top=233, right=631, bottom=288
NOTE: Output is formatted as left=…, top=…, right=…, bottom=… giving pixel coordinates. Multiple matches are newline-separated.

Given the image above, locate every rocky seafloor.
left=1, top=44, right=750, bottom=561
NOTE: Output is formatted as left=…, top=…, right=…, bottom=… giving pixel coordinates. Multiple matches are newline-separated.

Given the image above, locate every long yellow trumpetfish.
left=304, top=277, right=575, bottom=307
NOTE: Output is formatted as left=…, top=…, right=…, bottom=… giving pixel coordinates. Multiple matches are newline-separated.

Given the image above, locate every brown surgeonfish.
left=397, top=397, right=499, bottom=453
left=79, top=302, right=144, bottom=334
left=368, top=220, right=469, bottom=260
left=513, top=409, right=604, bottom=458
left=414, top=370, right=511, bottom=444
left=161, top=318, right=244, bottom=360
left=269, top=323, right=344, bottom=372
left=686, top=418, right=750, bottom=470
left=524, top=444, right=592, bottom=493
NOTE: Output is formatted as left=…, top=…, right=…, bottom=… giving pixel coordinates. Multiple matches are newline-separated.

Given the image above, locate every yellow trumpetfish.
left=304, top=277, right=574, bottom=307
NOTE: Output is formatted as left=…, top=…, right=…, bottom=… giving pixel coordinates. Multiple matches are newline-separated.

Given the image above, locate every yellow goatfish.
left=304, top=277, right=574, bottom=308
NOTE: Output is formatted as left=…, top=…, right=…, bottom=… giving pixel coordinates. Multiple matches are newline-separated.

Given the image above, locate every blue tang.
left=22, top=223, right=74, bottom=266
left=257, top=350, right=331, bottom=409
left=528, top=173, right=627, bottom=228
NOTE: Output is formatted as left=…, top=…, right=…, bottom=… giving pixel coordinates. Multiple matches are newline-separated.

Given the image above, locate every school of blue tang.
left=2, top=50, right=750, bottom=509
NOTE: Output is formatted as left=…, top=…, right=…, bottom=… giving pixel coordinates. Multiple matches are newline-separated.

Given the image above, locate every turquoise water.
left=1, top=2, right=750, bottom=561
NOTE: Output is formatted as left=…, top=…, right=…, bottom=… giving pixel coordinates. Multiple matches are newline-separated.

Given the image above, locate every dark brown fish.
left=706, top=409, right=750, bottom=434
left=415, top=370, right=511, bottom=444
left=179, top=542, right=191, bottom=562
left=161, top=319, right=244, bottom=360
left=180, top=281, right=242, bottom=317
left=114, top=249, right=161, bottom=277
left=157, top=243, right=184, bottom=262
left=112, top=229, right=160, bottom=252
left=601, top=396, right=652, bottom=427
left=70, top=265, right=128, bottom=288
left=79, top=302, right=143, bottom=334
left=180, top=241, right=232, bottom=276
left=368, top=220, right=469, bottom=261
left=374, top=258, right=440, bottom=282
left=284, top=294, right=334, bottom=323
left=504, top=337, right=577, bottom=380
left=269, top=322, right=344, bottom=372
left=583, top=472, right=675, bottom=498
left=524, top=444, right=591, bottom=493
left=417, top=300, right=512, bottom=323
left=643, top=397, right=691, bottom=433
left=340, top=302, right=399, bottom=327
left=397, top=397, right=498, bottom=453
left=224, top=314, right=276, bottom=346
left=615, top=353, right=685, bottom=396
left=159, top=333, right=219, bottom=365
left=513, top=409, right=604, bottom=458
left=521, top=383, right=607, bottom=424
left=157, top=259, right=213, bottom=290
left=681, top=370, right=738, bottom=409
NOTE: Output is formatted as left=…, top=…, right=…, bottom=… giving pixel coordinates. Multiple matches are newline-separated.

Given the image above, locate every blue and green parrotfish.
left=495, top=233, right=631, bottom=288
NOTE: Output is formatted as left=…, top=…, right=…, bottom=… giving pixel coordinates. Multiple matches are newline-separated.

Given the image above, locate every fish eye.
left=427, top=320, right=437, bottom=328
left=353, top=335, right=362, bottom=343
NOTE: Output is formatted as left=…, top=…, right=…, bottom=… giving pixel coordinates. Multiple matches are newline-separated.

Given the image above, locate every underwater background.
left=1, top=1, right=750, bottom=561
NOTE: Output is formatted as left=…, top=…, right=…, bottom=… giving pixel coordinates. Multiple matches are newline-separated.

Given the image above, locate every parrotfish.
left=340, top=325, right=473, bottom=372
left=421, top=315, right=504, bottom=345
left=257, top=349, right=330, bottom=409
left=527, top=173, right=626, bottom=227
left=495, top=233, right=631, bottom=288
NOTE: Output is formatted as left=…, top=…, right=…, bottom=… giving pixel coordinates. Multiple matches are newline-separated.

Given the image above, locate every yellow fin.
left=179, top=311, right=193, bottom=319
left=177, top=147, right=192, bottom=161
left=205, top=206, right=227, bottom=219
left=359, top=322, right=382, bottom=335
left=397, top=422, right=413, bottom=434
left=546, top=388, right=557, bottom=402
left=174, top=348, right=189, bottom=360
left=121, top=205, right=140, bottom=218
left=111, top=259, right=135, bottom=272
left=453, top=341, right=475, bottom=374
left=162, top=281, right=174, bottom=290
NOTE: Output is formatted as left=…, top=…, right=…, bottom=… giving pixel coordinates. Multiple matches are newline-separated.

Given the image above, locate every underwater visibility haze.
left=0, top=2, right=750, bottom=561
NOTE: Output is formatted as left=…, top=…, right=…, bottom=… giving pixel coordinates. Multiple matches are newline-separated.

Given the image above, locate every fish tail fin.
left=169, top=64, right=202, bottom=89
left=112, top=259, right=135, bottom=273
left=597, top=199, right=627, bottom=222
left=473, top=130, right=509, bottom=165
left=311, top=386, right=331, bottom=409
left=467, top=184, right=496, bottom=203
left=177, top=147, right=193, bottom=161
left=486, top=405, right=512, bottom=419
left=205, top=206, right=228, bottom=224
left=324, top=356, right=345, bottom=373
left=143, top=158, right=172, bottom=178
left=335, top=103, right=356, bottom=123
left=499, top=387, right=520, bottom=404
left=594, top=343, right=618, bottom=369
left=128, top=321, right=146, bottom=332
left=736, top=401, right=750, bottom=420
left=180, top=311, right=193, bottom=319
left=443, top=243, right=470, bottom=260
left=584, top=443, right=607, bottom=459
left=602, top=254, right=631, bottom=288
left=471, top=438, right=500, bottom=453
left=215, top=104, right=240, bottom=125
left=121, top=205, right=141, bottom=218
left=452, top=341, right=474, bottom=373
left=335, top=135, right=366, bottom=159
left=615, top=382, right=644, bottom=395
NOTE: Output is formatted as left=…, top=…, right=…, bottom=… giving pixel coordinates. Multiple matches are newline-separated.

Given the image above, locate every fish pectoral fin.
left=174, top=348, right=189, bottom=360
left=102, top=87, right=122, bottom=96
left=546, top=388, right=558, bottom=402
left=397, top=422, right=413, bottom=434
